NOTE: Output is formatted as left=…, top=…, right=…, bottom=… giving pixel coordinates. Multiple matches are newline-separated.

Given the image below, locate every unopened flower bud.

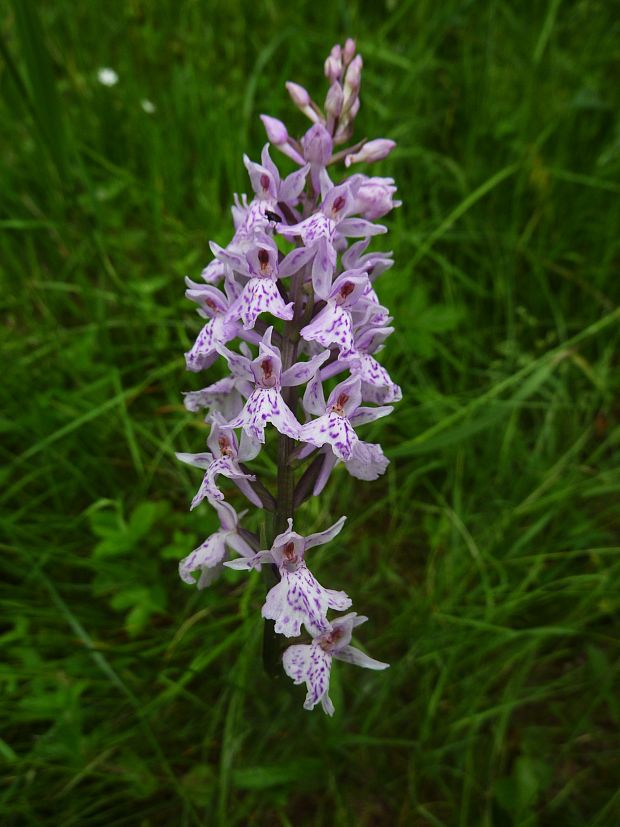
left=344, top=138, right=396, bottom=167
left=343, top=38, right=356, bottom=65
left=343, top=55, right=363, bottom=100
left=260, top=115, right=288, bottom=145
left=324, top=55, right=341, bottom=83
left=286, top=81, right=310, bottom=108
left=301, top=123, right=333, bottom=166
left=325, top=82, right=344, bottom=119
left=285, top=81, right=322, bottom=124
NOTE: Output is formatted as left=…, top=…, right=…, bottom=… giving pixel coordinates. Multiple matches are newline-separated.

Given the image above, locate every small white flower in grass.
left=97, top=67, right=119, bottom=87
left=141, top=99, right=156, bottom=114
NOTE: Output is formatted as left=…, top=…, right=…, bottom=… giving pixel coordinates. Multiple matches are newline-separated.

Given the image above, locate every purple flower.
left=282, top=182, right=386, bottom=299
left=348, top=175, right=402, bottom=220
left=220, top=327, right=330, bottom=443
left=176, top=415, right=261, bottom=509
left=179, top=501, right=255, bottom=589
left=243, top=144, right=310, bottom=207
left=300, top=269, right=369, bottom=357
left=347, top=325, right=402, bottom=404
left=184, top=280, right=241, bottom=372
left=341, top=237, right=394, bottom=282
left=300, top=374, right=392, bottom=461
left=283, top=613, right=389, bottom=715
left=225, top=516, right=350, bottom=636
left=211, top=235, right=295, bottom=330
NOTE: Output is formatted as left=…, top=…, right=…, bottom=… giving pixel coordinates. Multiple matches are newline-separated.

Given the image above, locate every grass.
left=1, top=0, right=619, bottom=824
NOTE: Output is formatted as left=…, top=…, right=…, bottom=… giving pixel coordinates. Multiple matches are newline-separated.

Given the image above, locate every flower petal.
left=227, top=388, right=300, bottom=443
left=215, top=343, right=254, bottom=381
left=281, top=349, right=330, bottom=387
left=300, top=302, right=354, bottom=357
left=283, top=643, right=334, bottom=714
left=344, top=441, right=389, bottom=481
left=262, top=566, right=348, bottom=637
left=182, top=377, right=237, bottom=412
left=305, top=515, right=346, bottom=549
left=185, top=319, right=220, bottom=372
left=333, top=644, right=389, bottom=670
left=348, top=405, right=393, bottom=427
left=279, top=163, right=311, bottom=204
left=299, top=412, right=358, bottom=461
left=302, top=371, right=326, bottom=416
left=278, top=245, right=316, bottom=278
left=311, top=235, right=336, bottom=299
left=236, top=278, right=294, bottom=330
left=175, top=451, right=213, bottom=470
left=179, top=531, right=227, bottom=586
left=190, top=456, right=255, bottom=509
left=337, top=218, right=387, bottom=237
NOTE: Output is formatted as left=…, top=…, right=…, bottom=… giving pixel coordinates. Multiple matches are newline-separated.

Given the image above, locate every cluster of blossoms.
left=177, top=39, right=400, bottom=714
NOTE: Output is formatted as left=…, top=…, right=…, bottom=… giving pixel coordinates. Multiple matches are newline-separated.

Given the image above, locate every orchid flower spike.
left=177, top=38, right=399, bottom=715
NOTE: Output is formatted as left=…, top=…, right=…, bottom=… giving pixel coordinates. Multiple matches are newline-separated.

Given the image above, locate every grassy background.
left=1, top=0, right=619, bottom=824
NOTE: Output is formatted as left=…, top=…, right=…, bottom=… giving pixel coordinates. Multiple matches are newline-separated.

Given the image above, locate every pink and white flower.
left=300, top=373, right=392, bottom=461
left=179, top=501, right=255, bottom=589
left=225, top=516, right=350, bottom=636
left=283, top=613, right=389, bottom=715
left=175, top=414, right=261, bottom=509
left=220, top=327, right=330, bottom=443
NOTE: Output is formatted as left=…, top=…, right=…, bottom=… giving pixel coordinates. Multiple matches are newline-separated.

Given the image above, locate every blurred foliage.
left=1, top=0, right=619, bottom=825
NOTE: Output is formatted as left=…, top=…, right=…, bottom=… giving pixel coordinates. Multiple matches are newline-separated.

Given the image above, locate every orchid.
left=177, top=37, right=399, bottom=714
left=178, top=501, right=255, bottom=589
left=225, top=517, right=350, bottom=636
left=175, top=414, right=261, bottom=509
left=300, top=373, right=392, bottom=461
left=283, top=614, right=389, bottom=715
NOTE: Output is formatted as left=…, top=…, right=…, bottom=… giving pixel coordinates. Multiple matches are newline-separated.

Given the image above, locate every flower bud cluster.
left=177, top=39, right=400, bottom=714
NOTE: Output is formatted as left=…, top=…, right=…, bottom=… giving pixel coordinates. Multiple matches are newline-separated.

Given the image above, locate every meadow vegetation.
left=1, top=1, right=619, bottom=824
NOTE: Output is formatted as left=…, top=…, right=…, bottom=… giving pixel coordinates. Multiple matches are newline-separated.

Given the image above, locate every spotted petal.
left=262, top=565, right=350, bottom=637
left=283, top=643, right=334, bottom=715
left=227, top=388, right=300, bottom=443
left=344, top=441, right=389, bottom=481
left=235, top=278, right=294, bottom=330
left=189, top=455, right=255, bottom=509
left=178, top=531, right=227, bottom=586
left=352, top=352, right=402, bottom=403
left=300, top=302, right=354, bottom=357
left=185, top=317, right=238, bottom=373
left=299, top=412, right=358, bottom=461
